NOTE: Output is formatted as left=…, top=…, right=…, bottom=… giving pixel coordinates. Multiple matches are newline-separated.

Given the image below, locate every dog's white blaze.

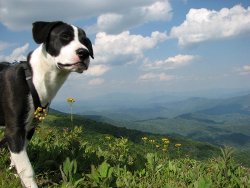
left=10, top=149, right=38, bottom=188
left=54, top=25, right=88, bottom=67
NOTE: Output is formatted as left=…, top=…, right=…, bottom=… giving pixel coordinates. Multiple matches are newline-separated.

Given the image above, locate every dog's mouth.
left=57, top=60, right=89, bottom=73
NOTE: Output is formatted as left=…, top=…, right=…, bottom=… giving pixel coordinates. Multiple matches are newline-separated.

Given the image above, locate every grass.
left=0, top=113, right=249, bottom=187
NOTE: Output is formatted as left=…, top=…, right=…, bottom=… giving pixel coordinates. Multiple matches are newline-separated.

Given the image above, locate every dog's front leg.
left=7, top=129, right=38, bottom=188
left=10, top=149, right=38, bottom=188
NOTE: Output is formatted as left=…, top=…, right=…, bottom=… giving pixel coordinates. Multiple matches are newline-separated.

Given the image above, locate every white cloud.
left=170, top=5, right=250, bottom=46
left=92, top=0, right=172, bottom=33
left=0, top=43, right=29, bottom=62
left=93, top=31, right=167, bottom=65
left=0, top=41, right=13, bottom=51
left=86, top=64, right=110, bottom=77
left=239, top=65, right=250, bottom=75
left=0, top=0, right=171, bottom=32
left=88, top=78, right=105, bottom=86
left=144, top=54, right=198, bottom=70
left=139, top=72, right=174, bottom=81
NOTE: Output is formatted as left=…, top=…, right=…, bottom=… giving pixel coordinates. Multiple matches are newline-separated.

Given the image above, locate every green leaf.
left=99, top=161, right=109, bottom=178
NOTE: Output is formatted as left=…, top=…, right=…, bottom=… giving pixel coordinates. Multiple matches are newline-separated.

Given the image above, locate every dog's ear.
left=32, top=21, right=63, bottom=44
left=84, top=38, right=94, bottom=59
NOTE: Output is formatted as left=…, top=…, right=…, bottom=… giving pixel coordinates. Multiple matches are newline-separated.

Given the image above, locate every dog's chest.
left=32, top=71, right=66, bottom=106
left=30, top=48, right=69, bottom=107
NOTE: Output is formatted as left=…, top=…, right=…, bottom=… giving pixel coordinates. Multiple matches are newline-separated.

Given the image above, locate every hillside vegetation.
left=0, top=112, right=249, bottom=187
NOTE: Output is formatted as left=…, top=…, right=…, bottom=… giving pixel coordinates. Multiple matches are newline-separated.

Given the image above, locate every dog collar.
left=21, top=61, right=49, bottom=121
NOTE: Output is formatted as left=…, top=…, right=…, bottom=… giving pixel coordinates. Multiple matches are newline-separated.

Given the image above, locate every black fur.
left=32, top=21, right=94, bottom=58
left=0, top=21, right=94, bottom=153
left=0, top=21, right=94, bottom=187
left=0, top=62, right=31, bottom=152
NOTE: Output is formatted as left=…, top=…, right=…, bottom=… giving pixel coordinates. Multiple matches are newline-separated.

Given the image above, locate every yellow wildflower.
left=34, top=107, right=47, bottom=121
left=149, top=139, right=155, bottom=143
left=164, top=140, right=170, bottom=144
left=175, top=143, right=182, bottom=148
left=67, top=97, right=75, bottom=103
left=105, top=136, right=111, bottom=140
left=162, top=138, right=169, bottom=142
left=162, top=138, right=170, bottom=144
left=142, top=137, right=148, bottom=141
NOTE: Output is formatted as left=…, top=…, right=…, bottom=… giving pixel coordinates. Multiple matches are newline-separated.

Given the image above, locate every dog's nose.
left=76, top=48, right=89, bottom=59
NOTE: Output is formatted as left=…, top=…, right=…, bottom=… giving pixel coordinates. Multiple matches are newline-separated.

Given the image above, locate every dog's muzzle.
left=57, top=48, right=91, bottom=72
left=76, top=48, right=90, bottom=60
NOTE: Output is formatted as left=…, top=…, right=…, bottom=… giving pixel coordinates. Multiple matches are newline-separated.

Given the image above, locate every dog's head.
left=32, top=21, right=94, bottom=73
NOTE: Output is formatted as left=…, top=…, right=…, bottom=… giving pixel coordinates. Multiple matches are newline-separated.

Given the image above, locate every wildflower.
left=66, top=97, right=75, bottom=124
left=162, top=138, right=170, bottom=144
left=175, top=143, right=182, bottom=148
left=34, top=107, right=47, bottom=121
left=105, top=136, right=111, bottom=140
left=67, top=97, right=75, bottom=103
left=156, top=145, right=160, bottom=148
left=162, top=148, right=167, bottom=152
left=162, top=138, right=169, bottom=142
left=164, top=140, right=170, bottom=144
left=142, top=137, right=148, bottom=141
left=149, top=139, right=155, bottom=143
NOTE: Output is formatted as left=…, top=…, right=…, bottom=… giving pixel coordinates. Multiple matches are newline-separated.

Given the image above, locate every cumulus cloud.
left=139, top=72, right=174, bottom=81
left=0, top=0, right=171, bottom=32
left=88, top=78, right=105, bottom=86
left=0, top=43, right=29, bottom=62
left=93, top=31, right=167, bottom=65
left=92, top=0, right=172, bottom=33
left=86, top=64, right=110, bottom=77
left=144, top=54, right=198, bottom=70
left=170, top=5, right=250, bottom=46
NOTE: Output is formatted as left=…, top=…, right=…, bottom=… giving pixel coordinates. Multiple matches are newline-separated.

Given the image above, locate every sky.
left=0, top=0, right=250, bottom=103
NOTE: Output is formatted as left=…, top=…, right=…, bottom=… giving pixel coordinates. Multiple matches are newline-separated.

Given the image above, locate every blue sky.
left=1, top=0, right=250, bottom=102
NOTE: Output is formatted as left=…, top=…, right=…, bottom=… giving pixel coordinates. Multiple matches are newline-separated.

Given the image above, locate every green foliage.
left=0, top=114, right=249, bottom=187
left=87, top=161, right=114, bottom=187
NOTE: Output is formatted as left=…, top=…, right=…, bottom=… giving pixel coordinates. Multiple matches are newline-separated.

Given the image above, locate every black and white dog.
left=0, top=21, right=94, bottom=187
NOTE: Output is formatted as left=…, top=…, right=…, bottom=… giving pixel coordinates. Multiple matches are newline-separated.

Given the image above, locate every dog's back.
left=0, top=62, right=12, bottom=126
left=0, top=62, right=10, bottom=125
left=0, top=62, right=11, bottom=71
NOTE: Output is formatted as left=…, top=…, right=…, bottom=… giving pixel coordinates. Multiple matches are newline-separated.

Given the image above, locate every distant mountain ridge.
left=73, top=93, right=250, bottom=151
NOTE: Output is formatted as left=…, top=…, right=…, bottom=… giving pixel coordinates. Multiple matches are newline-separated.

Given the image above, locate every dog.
left=0, top=21, right=94, bottom=188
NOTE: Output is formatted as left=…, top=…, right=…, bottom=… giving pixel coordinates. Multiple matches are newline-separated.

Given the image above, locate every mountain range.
left=67, top=93, right=250, bottom=149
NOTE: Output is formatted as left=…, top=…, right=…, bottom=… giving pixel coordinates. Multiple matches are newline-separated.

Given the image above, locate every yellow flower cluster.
left=162, top=138, right=170, bottom=144
left=175, top=143, right=182, bottom=148
left=141, top=136, right=182, bottom=154
left=105, top=136, right=111, bottom=140
left=34, top=107, right=47, bottom=121
left=149, top=139, right=155, bottom=143
left=67, top=97, right=75, bottom=103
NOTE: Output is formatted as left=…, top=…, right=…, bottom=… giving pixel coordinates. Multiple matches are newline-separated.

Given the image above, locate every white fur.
left=10, top=148, right=38, bottom=188
left=30, top=45, right=70, bottom=106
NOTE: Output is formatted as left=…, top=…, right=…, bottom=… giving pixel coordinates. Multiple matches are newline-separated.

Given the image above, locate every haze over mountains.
left=53, top=89, right=250, bottom=151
